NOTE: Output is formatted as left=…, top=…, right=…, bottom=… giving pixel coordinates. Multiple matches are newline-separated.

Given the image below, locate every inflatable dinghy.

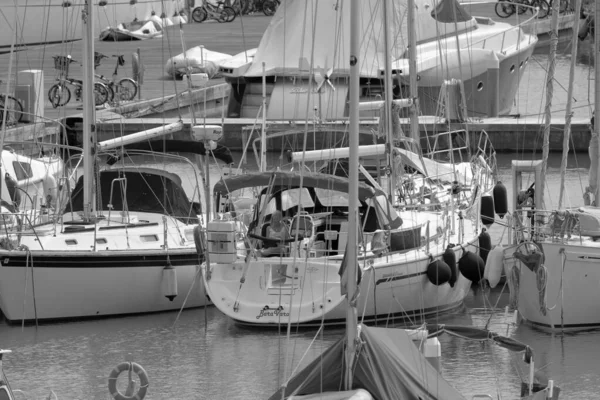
left=165, top=46, right=232, bottom=78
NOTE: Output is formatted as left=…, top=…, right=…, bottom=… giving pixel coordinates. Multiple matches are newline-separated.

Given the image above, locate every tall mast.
left=558, top=0, right=582, bottom=209
left=82, top=0, right=96, bottom=221
left=539, top=0, right=560, bottom=211
left=382, top=0, right=396, bottom=199
left=595, top=0, right=600, bottom=201
left=344, top=0, right=360, bottom=391
left=407, top=0, right=419, bottom=148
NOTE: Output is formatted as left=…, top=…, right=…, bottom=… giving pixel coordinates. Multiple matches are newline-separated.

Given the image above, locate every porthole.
left=477, top=82, right=484, bottom=91
left=62, top=1, right=72, bottom=7
left=98, top=0, right=108, bottom=6
left=510, top=65, right=515, bottom=73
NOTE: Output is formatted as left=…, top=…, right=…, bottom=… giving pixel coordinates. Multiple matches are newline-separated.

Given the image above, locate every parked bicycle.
left=93, top=52, right=138, bottom=103
left=494, top=0, right=549, bottom=19
left=192, top=0, right=236, bottom=23
left=48, top=55, right=110, bottom=108
left=0, top=80, right=23, bottom=125
left=234, top=0, right=278, bottom=16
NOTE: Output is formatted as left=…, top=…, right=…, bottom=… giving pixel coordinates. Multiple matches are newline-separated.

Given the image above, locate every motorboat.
left=219, top=0, right=537, bottom=120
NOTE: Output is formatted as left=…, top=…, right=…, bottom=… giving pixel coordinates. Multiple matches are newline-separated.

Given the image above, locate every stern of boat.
left=202, top=256, right=345, bottom=326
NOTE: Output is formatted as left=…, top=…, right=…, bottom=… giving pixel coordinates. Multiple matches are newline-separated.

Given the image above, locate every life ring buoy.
left=108, top=362, right=149, bottom=400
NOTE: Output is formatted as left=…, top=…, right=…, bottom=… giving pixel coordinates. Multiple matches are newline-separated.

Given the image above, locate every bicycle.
left=48, top=55, right=110, bottom=108
left=240, top=0, right=279, bottom=16
left=192, top=0, right=236, bottom=23
left=93, top=52, right=138, bottom=103
left=494, top=0, right=549, bottom=19
left=0, top=80, right=23, bottom=125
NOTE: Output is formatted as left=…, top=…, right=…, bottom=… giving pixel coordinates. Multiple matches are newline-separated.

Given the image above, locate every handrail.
left=462, top=1, right=541, bottom=52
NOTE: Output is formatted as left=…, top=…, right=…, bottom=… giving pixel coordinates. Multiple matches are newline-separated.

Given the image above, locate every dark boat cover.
left=213, top=171, right=384, bottom=201
left=268, top=324, right=466, bottom=400
left=430, top=0, right=472, bottom=23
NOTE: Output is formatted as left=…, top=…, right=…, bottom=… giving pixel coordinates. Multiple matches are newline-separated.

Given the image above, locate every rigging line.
left=530, top=56, right=578, bottom=101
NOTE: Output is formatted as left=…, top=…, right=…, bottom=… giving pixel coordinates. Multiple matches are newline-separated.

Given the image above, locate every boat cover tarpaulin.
left=268, top=324, right=466, bottom=400
left=430, top=0, right=472, bottom=23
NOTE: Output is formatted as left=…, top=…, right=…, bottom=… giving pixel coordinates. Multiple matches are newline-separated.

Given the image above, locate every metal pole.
left=82, top=0, right=96, bottom=221
left=345, top=0, right=360, bottom=391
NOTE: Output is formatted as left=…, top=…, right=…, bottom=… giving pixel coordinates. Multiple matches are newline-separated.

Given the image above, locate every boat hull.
left=203, top=241, right=474, bottom=327
left=0, top=251, right=208, bottom=323
left=508, top=241, right=600, bottom=331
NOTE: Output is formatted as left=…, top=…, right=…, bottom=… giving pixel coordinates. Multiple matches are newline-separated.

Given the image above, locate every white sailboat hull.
left=204, top=236, right=474, bottom=327
left=0, top=210, right=209, bottom=323
left=0, top=254, right=207, bottom=323
left=509, top=241, right=600, bottom=331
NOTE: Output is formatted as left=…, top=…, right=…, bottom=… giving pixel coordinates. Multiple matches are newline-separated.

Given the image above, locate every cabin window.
left=140, top=234, right=159, bottom=242
left=281, top=188, right=314, bottom=211
left=315, top=188, right=356, bottom=208
left=65, top=239, right=77, bottom=245
left=96, top=238, right=107, bottom=244
left=12, top=161, right=32, bottom=180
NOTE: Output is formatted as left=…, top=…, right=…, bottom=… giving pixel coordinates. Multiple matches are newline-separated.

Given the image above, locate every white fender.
left=42, top=173, right=59, bottom=208
left=484, top=245, right=504, bottom=288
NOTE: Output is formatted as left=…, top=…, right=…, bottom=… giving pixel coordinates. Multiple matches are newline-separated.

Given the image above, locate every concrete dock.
left=0, top=4, right=588, bottom=153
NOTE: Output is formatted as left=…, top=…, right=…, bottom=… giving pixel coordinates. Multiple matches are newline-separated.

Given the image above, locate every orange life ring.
left=107, top=362, right=149, bottom=400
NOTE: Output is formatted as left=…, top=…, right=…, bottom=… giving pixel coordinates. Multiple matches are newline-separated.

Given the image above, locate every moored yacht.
left=220, top=0, right=538, bottom=121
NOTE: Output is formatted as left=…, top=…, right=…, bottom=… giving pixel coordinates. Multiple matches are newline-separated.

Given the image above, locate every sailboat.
left=0, top=0, right=223, bottom=324
left=201, top=0, right=500, bottom=327
left=503, top=0, right=600, bottom=332
left=265, top=1, right=558, bottom=399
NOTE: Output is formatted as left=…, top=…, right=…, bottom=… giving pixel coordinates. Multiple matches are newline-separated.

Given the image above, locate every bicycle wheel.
left=494, top=1, right=514, bottom=18
left=262, top=0, right=277, bottom=16
left=93, top=83, right=109, bottom=106
left=48, top=83, right=71, bottom=108
left=224, top=6, right=236, bottom=21
left=535, top=0, right=550, bottom=18
left=116, top=78, right=138, bottom=101
left=105, top=84, right=115, bottom=103
left=1, top=95, right=24, bottom=123
left=192, top=7, right=207, bottom=22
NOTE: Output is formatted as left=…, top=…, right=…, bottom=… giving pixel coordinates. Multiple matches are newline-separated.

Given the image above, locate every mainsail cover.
left=269, top=324, right=466, bottom=400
